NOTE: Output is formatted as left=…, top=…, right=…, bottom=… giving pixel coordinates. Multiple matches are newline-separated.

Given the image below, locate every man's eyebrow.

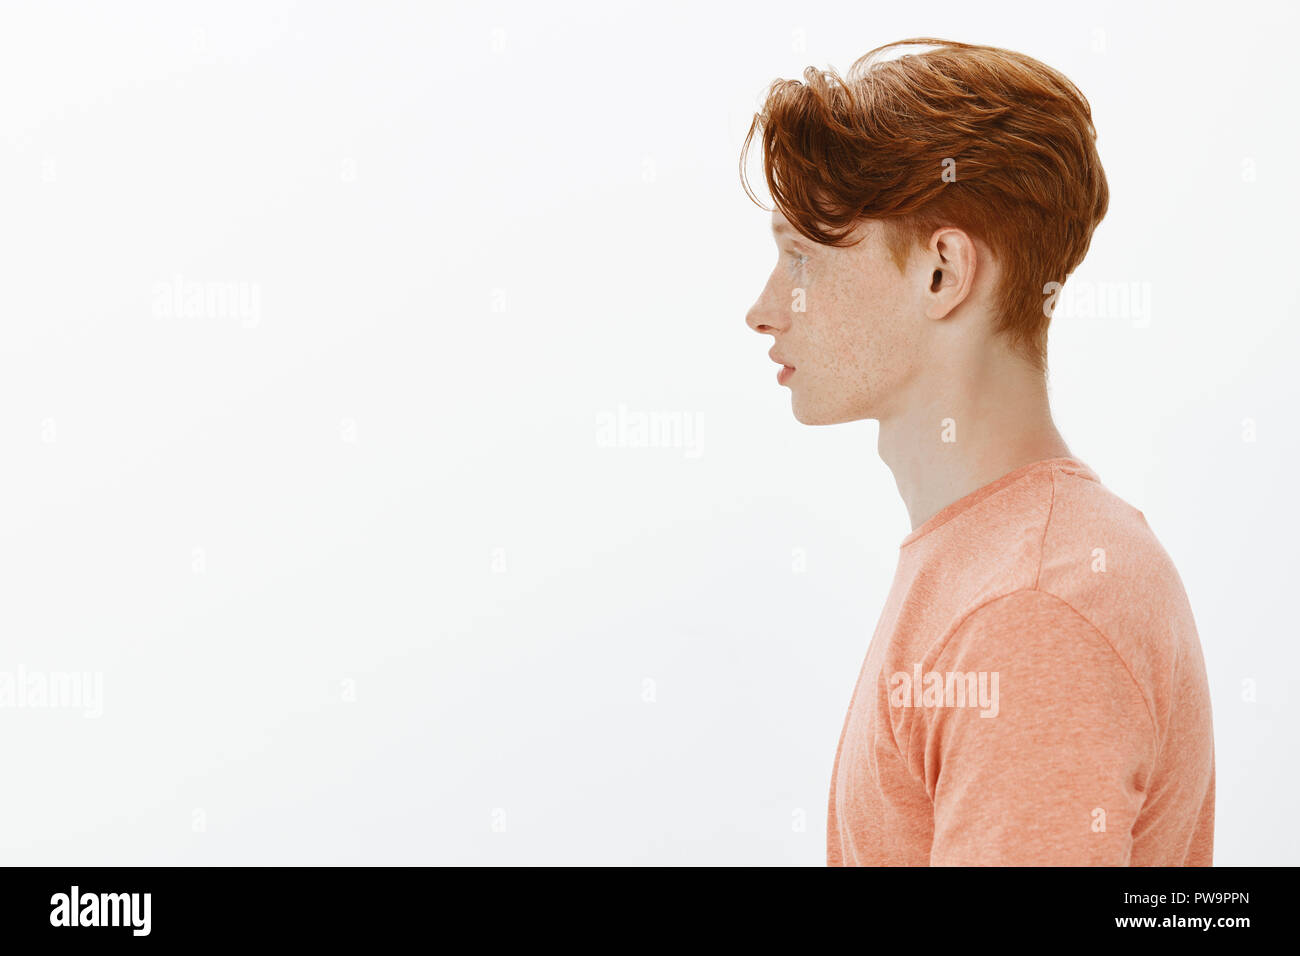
left=771, top=222, right=808, bottom=243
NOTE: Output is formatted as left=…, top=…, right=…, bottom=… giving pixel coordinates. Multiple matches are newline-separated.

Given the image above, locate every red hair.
left=740, top=38, right=1109, bottom=373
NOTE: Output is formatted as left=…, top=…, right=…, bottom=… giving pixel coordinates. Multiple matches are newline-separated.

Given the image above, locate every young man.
left=741, top=38, right=1214, bottom=865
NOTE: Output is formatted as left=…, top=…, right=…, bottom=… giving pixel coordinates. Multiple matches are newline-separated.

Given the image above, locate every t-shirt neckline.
left=899, top=456, right=1098, bottom=549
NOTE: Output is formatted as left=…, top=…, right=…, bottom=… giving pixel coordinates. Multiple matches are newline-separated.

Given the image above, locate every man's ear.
left=923, top=227, right=978, bottom=320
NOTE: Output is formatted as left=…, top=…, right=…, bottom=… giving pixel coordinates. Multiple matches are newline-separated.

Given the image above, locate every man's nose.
left=746, top=281, right=790, bottom=336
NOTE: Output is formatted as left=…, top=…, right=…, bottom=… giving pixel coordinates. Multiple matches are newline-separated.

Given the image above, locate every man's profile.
left=741, top=38, right=1214, bottom=866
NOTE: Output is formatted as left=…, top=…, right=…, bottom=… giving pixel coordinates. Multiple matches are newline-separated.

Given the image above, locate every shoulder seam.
left=1033, top=466, right=1060, bottom=589
left=1026, top=588, right=1162, bottom=751
left=1033, top=464, right=1159, bottom=743
left=902, top=587, right=1162, bottom=765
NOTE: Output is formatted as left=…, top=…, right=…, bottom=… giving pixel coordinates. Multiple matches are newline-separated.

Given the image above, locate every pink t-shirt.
left=827, top=456, right=1215, bottom=865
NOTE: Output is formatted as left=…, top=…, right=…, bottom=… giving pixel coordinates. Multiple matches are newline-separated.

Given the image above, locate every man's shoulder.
left=1030, top=469, right=1206, bottom=739
left=906, top=460, right=1181, bottom=621
left=919, top=464, right=1203, bottom=724
left=1034, top=467, right=1197, bottom=643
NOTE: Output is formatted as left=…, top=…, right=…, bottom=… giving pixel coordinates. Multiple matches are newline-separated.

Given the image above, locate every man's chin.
left=791, top=400, right=854, bottom=426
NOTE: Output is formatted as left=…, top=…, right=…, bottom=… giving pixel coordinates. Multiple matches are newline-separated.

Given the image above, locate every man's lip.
left=768, top=348, right=794, bottom=368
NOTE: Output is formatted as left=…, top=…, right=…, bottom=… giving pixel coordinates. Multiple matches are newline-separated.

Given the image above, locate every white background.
left=1, top=0, right=1295, bottom=865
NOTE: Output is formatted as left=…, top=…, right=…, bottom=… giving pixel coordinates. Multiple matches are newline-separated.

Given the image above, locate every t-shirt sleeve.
left=903, top=589, right=1157, bottom=866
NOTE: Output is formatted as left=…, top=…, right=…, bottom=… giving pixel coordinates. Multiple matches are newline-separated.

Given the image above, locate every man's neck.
left=877, top=349, right=1073, bottom=532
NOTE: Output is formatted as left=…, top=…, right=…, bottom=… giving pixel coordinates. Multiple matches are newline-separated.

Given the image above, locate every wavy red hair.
left=740, top=38, right=1109, bottom=373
